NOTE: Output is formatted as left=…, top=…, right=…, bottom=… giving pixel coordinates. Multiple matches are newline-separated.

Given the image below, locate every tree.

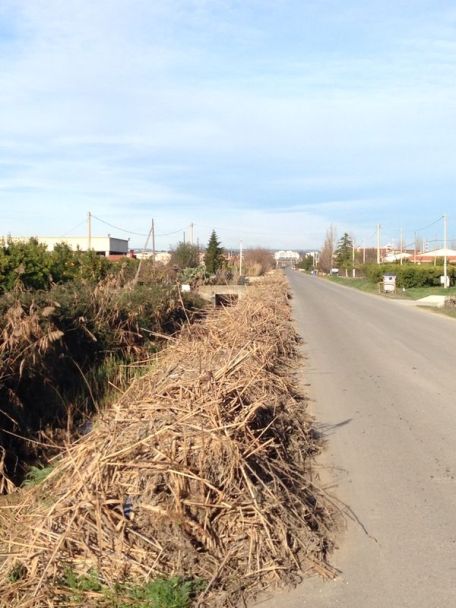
left=318, top=225, right=336, bottom=273
left=297, top=254, right=314, bottom=271
left=49, top=242, right=77, bottom=283
left=334, top=233, right=354, bottom=276
left=75, top=249, right=112, bottom=282
left=170, top=242, right=199, bottom=269
left=4, top=238, right=51, bottom=290
left=204, top=230, right=224, bottom=274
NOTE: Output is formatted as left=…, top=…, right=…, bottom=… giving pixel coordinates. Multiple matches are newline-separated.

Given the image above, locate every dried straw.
left=0, top=275, right=335, bottom=607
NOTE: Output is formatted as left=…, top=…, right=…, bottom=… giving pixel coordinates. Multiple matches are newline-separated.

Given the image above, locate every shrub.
left=0, top=239, right=116, bottom=293
left=170, top=242, right=200, bottom=269
left=362, top=263, right=456, bottom=287
left=243, top=248, right=274, bottom=276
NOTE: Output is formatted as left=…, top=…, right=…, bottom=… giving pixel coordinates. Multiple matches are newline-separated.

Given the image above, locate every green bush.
left=362, top=263, right=456, bottom=288
left=0, top=239, right=117, bottom=292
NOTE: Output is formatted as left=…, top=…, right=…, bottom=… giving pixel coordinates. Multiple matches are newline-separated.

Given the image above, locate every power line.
left=412, top=216, right=444, bottom=234
left=91, top=214, right=187, bottom=239
left=156, top=227, right=187, bottom=237
left=91, top=214, right=149, bottom=237
left=62, top=219, right=87, bottom=237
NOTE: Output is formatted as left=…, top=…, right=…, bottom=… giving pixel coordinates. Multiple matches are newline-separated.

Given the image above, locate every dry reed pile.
left=0, top=275, right=334, bottom=607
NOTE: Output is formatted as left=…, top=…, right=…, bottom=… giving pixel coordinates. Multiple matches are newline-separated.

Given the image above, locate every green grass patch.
left=326, top=276, right=378, bottom=294
left=22, top=465, right=54, bottom=487
left=61, top=569, right=205, bottom=607
left=326, top=275, right=456, bottom=301
left=122, top=577, right=205, bottom=608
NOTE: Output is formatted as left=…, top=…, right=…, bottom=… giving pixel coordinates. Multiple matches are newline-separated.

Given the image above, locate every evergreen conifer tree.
left=334, top=232, right=354, bottom=275
left=204, top=230, right=224, bottom=274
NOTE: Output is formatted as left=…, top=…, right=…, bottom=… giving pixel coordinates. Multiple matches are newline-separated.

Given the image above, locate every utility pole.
left=363, top=239, right=366, bottom=264
left=400, top=227, right=403, bottom=265
left=152, top=219, right=156, bottom=264
left=134, top=219, right=154, bottom=285
left=183, top=231, right=186, bottom=244
left=414, top=230, right=417, bottom=263
left=443, top=214, right=448, bottom=288
left=352, top=237, right=356, bottom=278
left=376, top=224, right=381, bottom=264
left=239, top=241, right=243, bottom=276
left=88, top=211, right=92, bottom=250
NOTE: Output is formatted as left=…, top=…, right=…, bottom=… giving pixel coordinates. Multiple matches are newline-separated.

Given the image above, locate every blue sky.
left=0, top=0, right=455, bottom=250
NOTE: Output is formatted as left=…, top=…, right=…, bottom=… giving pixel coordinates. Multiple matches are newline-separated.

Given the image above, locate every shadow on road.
left=312, top=418, right=352, bottom=439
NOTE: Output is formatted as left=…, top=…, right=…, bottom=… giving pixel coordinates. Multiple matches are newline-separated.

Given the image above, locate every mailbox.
left=383, top=275, right=396, bottom=293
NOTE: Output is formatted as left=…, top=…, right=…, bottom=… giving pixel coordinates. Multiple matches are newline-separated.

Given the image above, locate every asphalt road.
left=256, top=271, right=456, bottom=608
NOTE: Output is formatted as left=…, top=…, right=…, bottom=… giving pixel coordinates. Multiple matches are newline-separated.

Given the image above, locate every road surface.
left=256, top=271, right=456, bottom=608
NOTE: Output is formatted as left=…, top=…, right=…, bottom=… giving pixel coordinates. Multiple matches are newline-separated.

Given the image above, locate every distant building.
left=2, top=235, right=129, bottom=256
left=274, top=250, right=300, bottom=268
left=383, top=252, right=412, bottom=263
left=155, top=252, right=171, bottom=264
left=415, top=248, right=456, bottom=263
left=135, top=251, right=154, bottom=260
left=135, top=251, right=172, bottom=264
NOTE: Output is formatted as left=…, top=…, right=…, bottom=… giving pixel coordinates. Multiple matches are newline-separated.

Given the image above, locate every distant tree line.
left=170, top=230, right=274, bottom=280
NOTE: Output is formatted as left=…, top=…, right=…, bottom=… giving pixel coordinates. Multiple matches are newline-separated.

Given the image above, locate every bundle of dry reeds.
left=0, top=275, right=334, bottom=607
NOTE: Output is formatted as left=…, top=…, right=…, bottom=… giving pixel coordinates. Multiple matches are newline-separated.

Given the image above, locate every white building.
left=136, top=251, right=171, bottom=264
left=274, top=250, right=300, bottom=267
left=383, top=252, right=412, bottom=263
left=274, top=250, right=300, bottom=261
left=2, top=236, right=129, bottom=256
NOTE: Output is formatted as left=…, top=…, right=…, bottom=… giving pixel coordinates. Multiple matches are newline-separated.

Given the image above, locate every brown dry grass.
left=0, top=275, right=335, bottom=607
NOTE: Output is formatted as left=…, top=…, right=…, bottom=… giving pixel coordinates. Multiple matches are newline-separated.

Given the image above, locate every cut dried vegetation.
left=0, top=275, right=335, bottom=607
left=0, top=276, right=203, bottom=483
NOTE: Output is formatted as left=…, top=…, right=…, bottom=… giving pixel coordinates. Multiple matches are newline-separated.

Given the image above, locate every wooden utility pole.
left=239, top=241, right=243, bottom=276
left=352, top=237, right=356, bottom=278
left=443, top=214, right=448, bottom=288
left=152, top=218, right=156, bottom=264
left=134, top=219, right=154, bottom=285
left=88, top=211, right=92, bottom=250
left=376, top=224, right=381, bottom=264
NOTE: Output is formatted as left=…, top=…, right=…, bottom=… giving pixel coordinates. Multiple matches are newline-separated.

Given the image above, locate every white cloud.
left=0, top=1, right=456, bottom=248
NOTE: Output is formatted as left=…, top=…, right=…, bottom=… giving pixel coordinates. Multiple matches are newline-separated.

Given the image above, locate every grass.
left=326, top=276, right=379, bottom=294
left=326, top=275, right=456, bottom=300
left=123, top=577, right=205, bottom=608
left=62, top=569, right=205, bottom=607
left=22, top=465, right=54, bottom=487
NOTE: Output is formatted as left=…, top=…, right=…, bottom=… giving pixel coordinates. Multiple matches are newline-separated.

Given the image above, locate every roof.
left=384, top=252, right=412, bottom=262
left=416, top=248, right=456, bottom=258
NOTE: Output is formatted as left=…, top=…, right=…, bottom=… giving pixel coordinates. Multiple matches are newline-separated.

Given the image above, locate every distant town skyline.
left=1, top=1, right=455, bottom=249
